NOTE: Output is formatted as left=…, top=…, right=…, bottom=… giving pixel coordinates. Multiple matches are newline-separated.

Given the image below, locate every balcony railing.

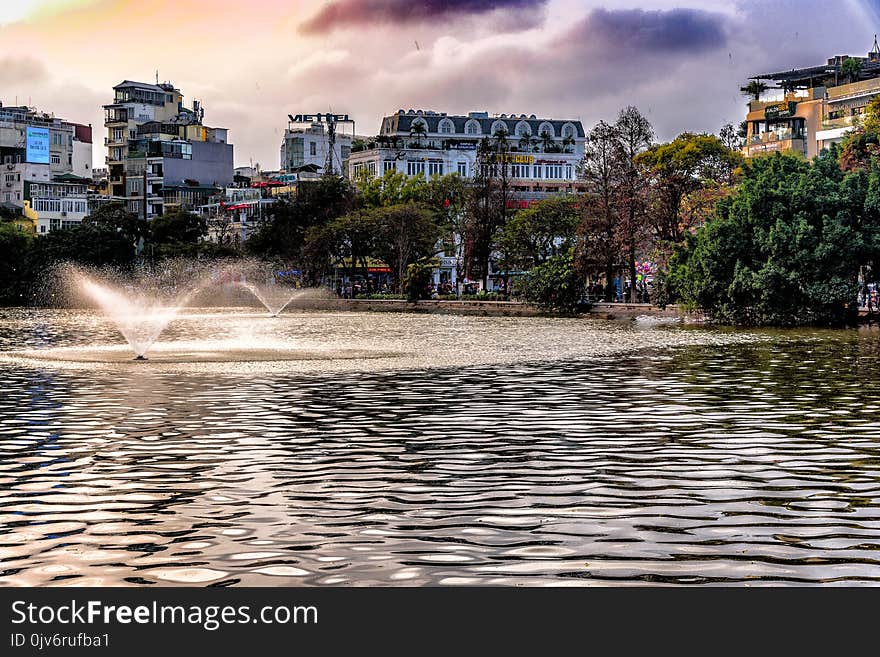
left=749, top=131, right=805, bottom=145
left=821, top=116, right=857, bottom=130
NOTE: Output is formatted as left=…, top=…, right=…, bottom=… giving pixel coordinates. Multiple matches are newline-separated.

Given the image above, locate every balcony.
left=748, top=130, right=805, bottom=145
left=744, top=135, right=807, bottom=158
left=821, top=116, right=858, bottom=130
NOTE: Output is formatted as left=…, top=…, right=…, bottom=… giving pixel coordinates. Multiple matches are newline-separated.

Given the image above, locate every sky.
left=2, top=0, right=880, bottom=169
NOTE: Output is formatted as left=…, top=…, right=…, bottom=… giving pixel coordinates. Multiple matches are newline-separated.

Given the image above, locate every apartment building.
left=104, top=80, right=233, bottom=218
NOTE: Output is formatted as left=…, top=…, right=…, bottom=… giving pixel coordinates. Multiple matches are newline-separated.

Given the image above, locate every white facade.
left=1, top=162, right=51, bottom=207
left=33, top=195, right=89, bottom=234
left=348, top=110, right=585, bottom=198
left=72, top=139, right=93, bottom=179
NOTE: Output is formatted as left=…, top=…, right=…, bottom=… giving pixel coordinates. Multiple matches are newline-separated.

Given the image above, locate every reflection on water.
left=0, top=308, right=879, bottom=586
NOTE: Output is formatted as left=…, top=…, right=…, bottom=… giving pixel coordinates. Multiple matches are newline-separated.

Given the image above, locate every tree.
left=668, top=152, right=878, bottom=326
left=26, top=223, right=136, bottom=288
left=841, top=57, right=864, bottom=84
left=521, top=249, right=584, bottom=313
left=410, top=120, right=428, bottom=148
left=304, top=209, right=377, bottom=283
left=615, top=106, right=654, bottom=302
left=361, top=169, right=427, bottom=207
left=246, top=176, right=357, bottom=277
left=719, top=123, right=741, bottom=151
left=0, top=221, right=32, bottom=305
left=539, top=130, right=554, bottom=152
left=83, top=201, right=146, bottom=246
left=636, top=133, right=743, bottom=251
left=150, top=210, right=207, bottom=245
left=462, top=138, right=508, bottom=290
left=578, top=120, right=621, bottom=301
left=497, top=197, right=581, bottom=273
left=740, top=80, right=768, bottom=101
left=371, top=203, right=445, bottom=293
left=519, top=132, right=536, bottom=153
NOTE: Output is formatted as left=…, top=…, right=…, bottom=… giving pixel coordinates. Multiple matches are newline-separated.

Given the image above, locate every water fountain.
left=69, top=264, right=207, bottom=360
left=1, top=260, right=397, bottom=367
left=236, top=280, right=300, bottom=317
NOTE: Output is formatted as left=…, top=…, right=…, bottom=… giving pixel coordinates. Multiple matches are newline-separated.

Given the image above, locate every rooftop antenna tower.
left=287, top=112, right=355, bottom=177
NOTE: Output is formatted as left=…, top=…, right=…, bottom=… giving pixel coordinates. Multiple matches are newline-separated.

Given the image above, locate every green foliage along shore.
left=665, top=97, right=880, bottom=327
left=668, top=150, right=880, bottom=326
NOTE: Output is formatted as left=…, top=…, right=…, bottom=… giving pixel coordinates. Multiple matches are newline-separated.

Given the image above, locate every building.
left=200, top=186, right=271, bottom=245
left=104, top=80, right=233, bottom=219
left=744, top=39, right=880, bottom=158
left=25, top=178, right=90, bottom=234
left=0, top=102, right=94, bottom=232
left=348, top=109, right=586, bottom=290
left=280, top=113, right=353, bottom=178
left=348, top=109, right=585, bottom=198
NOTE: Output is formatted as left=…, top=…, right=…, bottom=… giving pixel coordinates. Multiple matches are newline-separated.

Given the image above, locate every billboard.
left=26, top=127, right=50, bottom=164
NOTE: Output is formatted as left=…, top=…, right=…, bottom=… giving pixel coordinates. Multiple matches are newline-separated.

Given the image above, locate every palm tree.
left=518, top=132, right=534, bottom=152
left=539, top=130, right=554, bottom=152
left=740, top=80, right=768, bottom=101
left=493, top=127, right=510, bottom=149
left=562, top=135, right=575, bottom=153
left=841, top=57, right=864, bottom=84
left=409, top=121, right=428, bottom=148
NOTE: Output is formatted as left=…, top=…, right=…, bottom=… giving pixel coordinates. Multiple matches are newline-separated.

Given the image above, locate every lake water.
left=1, top=308, right=878, bottom=587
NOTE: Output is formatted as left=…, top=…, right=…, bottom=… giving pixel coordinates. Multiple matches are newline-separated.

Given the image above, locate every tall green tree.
left=615, top=106, right=654, bottom=302
left=497, top=197, right=581, bottom=274
left=0, top=222, right=32, bottom=305
left=578, top=120, right=621, bottom=301
left=371, top=203, right=445, bottom=293
left=668, top=152, right=878, bottom=326
left=636, top=133, right=743, bottom=249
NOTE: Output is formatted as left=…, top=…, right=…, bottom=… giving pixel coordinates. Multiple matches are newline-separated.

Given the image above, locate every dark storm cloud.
left=299, top=0, right=547, bottom=34
left=576, top=8, right=728, bottom=54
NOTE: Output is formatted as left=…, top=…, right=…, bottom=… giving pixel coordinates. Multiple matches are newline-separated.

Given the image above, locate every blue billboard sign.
left=26, top=127, right=50, bottom=164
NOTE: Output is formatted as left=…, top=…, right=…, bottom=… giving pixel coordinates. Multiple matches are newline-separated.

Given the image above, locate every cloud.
left=0, top=56, right=49, bottom=86
left=576, top=7, right=727, bottom=54
left=299, top=0, right=547, bottom=34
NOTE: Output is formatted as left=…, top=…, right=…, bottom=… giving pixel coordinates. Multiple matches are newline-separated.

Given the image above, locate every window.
left=68, top=153, right=72, bottom=166
left=439, top=119, right=454, bottom=134
left=383, top=160, right=396, bottom=172
left=533, top=165, right=543, bottom=179
left=51, top=154, right=61, bottom=165
left=310, top=142, right=317, bottom=157
left=565, top=165, right=573, bottom=180
left=547, top=165, right=563, bottom=179
left=457, top=162, right=467, bottom=177
left=465, top=120, right=480, bottom=136
left=406, top=160, right=425, bottom=176
left=40, top=225, right=46, bottom=233
left=428, top=161, right=443, bottom=177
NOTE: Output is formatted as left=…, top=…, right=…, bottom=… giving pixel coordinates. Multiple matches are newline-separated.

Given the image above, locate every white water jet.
left=74, top=271, right=200, bottom=360
left=236, top=280, right=301, bottom=317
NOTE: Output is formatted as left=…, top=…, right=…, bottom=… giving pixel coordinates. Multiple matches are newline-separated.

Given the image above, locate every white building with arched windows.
left=349, top=109, right=586, bottom=199
left=348, top=109, right=587, bottom=291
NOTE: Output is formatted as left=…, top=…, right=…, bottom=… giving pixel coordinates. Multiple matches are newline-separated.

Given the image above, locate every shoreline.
left=281, top=298, right=699, bottom=320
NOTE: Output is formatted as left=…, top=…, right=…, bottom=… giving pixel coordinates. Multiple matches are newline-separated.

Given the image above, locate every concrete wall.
left=163, top=140, right=233, bottom=187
